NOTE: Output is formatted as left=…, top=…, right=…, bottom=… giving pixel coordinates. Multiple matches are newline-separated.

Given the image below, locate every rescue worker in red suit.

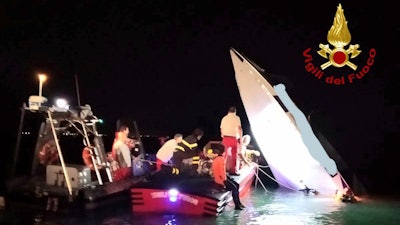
left=220, top=106, right=242, bottom=175
left=171, top=128, right=203, bottom=177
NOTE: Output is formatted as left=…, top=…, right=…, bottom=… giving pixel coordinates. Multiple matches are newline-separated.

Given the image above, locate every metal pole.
left=47, top=110, right=73, bottom=195
left=93, top=135, right=113, bottom=182
left=38, top=74, right=47, bottom=107
left=75, top=74, right=81, bottom=107
left=38, top=81, right=43, bottom=107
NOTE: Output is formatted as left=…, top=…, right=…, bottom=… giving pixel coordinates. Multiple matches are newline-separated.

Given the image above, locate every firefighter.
left=171, top=128, right=204, bottom=177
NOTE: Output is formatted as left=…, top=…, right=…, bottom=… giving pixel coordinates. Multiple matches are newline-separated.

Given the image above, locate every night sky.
left=0, top=1, right=396, bottom=195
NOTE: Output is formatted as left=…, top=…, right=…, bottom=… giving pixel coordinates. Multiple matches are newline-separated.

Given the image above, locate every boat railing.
left=47, top=109, right=73, bottom=195
left=17, top=104, right=114, bottom=196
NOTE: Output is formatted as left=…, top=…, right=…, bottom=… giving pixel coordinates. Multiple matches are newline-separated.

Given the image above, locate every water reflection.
left=219, top=188, right=346, bottom=225
left=5, top=187, right=400, bottom=225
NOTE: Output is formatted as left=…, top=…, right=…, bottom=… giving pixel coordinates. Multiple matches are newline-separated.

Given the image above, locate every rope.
left=136, top=158, right=157, bottom=165
left=135, top=158, right=176, bottom=168
left=135, top=158, right=308, bottom=193
left=251, top=164, right=268, bottom=193
left=253, top=164, right=336, bottom=198
left=252, top=164, right=299, bottom=192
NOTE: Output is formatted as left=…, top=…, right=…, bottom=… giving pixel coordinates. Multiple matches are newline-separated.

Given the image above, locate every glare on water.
left=2, top=187, right=400, bottom=225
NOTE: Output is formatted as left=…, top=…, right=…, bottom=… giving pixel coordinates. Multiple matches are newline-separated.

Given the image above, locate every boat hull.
left=130, top=164, right=256, bottom=216
left=5, top=162, right=147, bottom=212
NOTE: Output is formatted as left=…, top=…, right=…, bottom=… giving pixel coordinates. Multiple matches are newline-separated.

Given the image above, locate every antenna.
left=75, top=74, right=81, bottom=106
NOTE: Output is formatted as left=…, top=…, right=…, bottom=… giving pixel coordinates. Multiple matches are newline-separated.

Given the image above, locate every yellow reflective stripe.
left=189, top=143, right=198, bottom=149
left=176, top=146, right=185, bottom=151
left=192, top=156, right=200, bottom=165
left=172, top=168, right=180, bottom=175
left=181, top=140, right=197, bottom=149
left=181, top=140, right=191, bottom=149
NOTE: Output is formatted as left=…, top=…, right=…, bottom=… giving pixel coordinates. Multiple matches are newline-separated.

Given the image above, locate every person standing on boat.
left=171, top=128, right=203, bottom=177
left=220, top=106, right=243, bottom=175
left=112, top=125, right=133, bottom=180
left=155, top=133, right=183, bottom=171
left=211, top=143, right=245, bottom=210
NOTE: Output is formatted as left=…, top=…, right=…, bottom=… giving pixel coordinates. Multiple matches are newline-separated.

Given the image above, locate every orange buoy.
left=82, top=147, right=95, bottom=170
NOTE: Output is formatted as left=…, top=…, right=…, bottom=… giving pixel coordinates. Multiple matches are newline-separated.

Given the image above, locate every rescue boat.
left=5, top=97, right=148, bottom=212
left=130, top=141, right=260, bottom=216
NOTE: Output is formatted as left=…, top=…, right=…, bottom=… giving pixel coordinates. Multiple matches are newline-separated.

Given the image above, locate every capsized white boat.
left=229, top=48, right=351, bottom=196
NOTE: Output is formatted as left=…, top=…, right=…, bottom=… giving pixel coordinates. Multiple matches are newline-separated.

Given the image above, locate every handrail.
left=81, top=121, right=103, bottom=185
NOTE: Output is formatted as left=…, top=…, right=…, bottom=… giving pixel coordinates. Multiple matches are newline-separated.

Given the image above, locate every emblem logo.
left=302, top=3, right=376, bottom=85
left=317, top=4, right=361, bottom=70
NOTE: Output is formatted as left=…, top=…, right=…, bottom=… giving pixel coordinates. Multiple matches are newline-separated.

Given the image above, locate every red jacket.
left=212, top=156, right=226, bottom=186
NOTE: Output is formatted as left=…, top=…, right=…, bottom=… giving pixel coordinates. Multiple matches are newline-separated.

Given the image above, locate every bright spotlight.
left=55, top=98, right=69, bottom=110
left=168, top=188, right=179, bottom=202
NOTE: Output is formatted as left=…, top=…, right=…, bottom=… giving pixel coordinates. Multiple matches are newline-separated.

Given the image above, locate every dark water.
left=1, top=187, right=399, bottom=225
